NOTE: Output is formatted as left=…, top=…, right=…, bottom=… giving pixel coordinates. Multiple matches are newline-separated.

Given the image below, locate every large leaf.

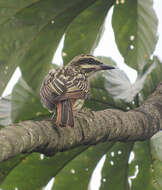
left=150, top=132, right=162, bottom=189
left=0, top=0, right=40, bottom=94
left=85, top=57, right=133, bottom=111
left=0, top=0, right=97, bottom=95
left=112, top=0, right=158, bottom=70
left=0, top=95, right=11, bottom=126
left=104, top=69, right=132, bottom=101
left=53, top=142, right=114, bottom=190
left=11, top=78, right=48, bottom=123
left=0, top=0, right=40, bottom=24
left=128, top=141, right=155, bottom=190
left=86, top=75, right=132, bottom=111
left=99, top=142, right=134, bottom=190
left=0, top=146, right=88, bottom=190
left=141, top=56, right=162, bottom=100
left=62, top=0, right=114, bottom=65
left=20, top=0, right=98, bottom=93
left=104, top=57, right=157, bottom=102
left=0, top=154, right=27, bottom=185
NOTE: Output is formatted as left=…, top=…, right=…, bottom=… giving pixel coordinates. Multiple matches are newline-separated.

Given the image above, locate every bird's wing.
left=63, top=73, right=89, bottom=99
left=40, top=69, right=67, bottom=110
left=40, top=68, right=89, bottom=110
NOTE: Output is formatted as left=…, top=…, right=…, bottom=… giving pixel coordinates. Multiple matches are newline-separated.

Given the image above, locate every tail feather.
left=61, top=100, right=68, bottom=126
left=67, top=100, right=74, bottom=127
left=56, top=99, right=74, bottom=127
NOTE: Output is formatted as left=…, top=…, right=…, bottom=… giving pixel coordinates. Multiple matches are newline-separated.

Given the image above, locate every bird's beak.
left=99, top=64, right=115, bottom=70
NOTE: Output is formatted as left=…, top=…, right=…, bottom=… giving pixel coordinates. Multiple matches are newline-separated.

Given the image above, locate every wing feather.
left=40, top=67, right=89, bottom=111
left=40, top=69, right=67, bottom=110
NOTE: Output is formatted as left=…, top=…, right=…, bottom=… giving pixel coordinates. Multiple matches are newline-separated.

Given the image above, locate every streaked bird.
left=40, top=54, right=115, bottom=127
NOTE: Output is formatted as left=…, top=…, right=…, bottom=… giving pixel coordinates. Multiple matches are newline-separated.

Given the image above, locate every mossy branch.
left=0, top=82, right=162, bottom=162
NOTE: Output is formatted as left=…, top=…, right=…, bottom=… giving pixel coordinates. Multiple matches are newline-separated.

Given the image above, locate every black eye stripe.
left=78, top=58, right=102, bottom=65
left=83, top=68, right=94, bottom=72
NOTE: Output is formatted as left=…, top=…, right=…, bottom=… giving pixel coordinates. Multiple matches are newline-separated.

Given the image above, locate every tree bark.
left=0, top=82, right=162, bottom=162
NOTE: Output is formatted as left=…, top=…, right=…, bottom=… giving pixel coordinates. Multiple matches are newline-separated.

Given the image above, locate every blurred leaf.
left=112, top=0, right=158, bottom=71
left=0, top=0, right=39, bottom=24
left=0, top=0, right=40, bottom=94
left=104, top=58, right=157, bottom=102
left=85, top=56, right=132, bottom=111
left=20, top=0, right=98, bottom=93
left=85, top=74, right=132, bottom=111
left=96, top=56, right=116, bottom=66
left=0, top=146, right=88, bottom=190
left=128, top=141, right=155, bottom=190
left=104, top=69, right=132, bottom=101
left=150, top=132, right=162, bottom=162
left=99, top=142, right=133, bottom=190
left=62, top=0, right=114, bottom=65
left=0, top=95, right=11, bottom=126
left=11, top=78, right=48, bottom=123
left=53, top=142, right=114, bottom=190
left=142, top=56, right=162, bottom=99
left=0, top=0, right=97, bottom=95
left=0, top=154, right=27, bottom=185
left=150, top=132, right=162, bottom=189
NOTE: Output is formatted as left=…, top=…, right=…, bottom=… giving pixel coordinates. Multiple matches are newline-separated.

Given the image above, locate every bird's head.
left=68, top=54, right=115, bottom=76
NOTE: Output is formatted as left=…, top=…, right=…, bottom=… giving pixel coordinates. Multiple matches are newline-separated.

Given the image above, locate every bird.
left=40, top=54, right=115, bottom=127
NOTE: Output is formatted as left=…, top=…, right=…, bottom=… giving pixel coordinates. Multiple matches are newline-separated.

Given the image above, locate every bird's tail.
left=56, top=99, right=74, bottom=127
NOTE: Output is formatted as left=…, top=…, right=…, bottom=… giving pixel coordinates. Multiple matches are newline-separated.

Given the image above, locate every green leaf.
left=96, top=56, right=117, bottom=66
left=86, top=73, right=132, bottom=111
left=0, top=0, right=41, bottom=94
left=150, top=132, right=162, bottom=189
left=20, top=0, right=98, bottom=93
left=62, top=0, right=114, bottom=65
left=141, top=56, right=162, bottom=99
left=150, top=132, right=162, bottom=162
left=53, top=142, right=114, bottom=190
left=0, top=95, right=11, bottom=126
left=100, top=142, right=133, bottom=190
left=0, top=0, right=97, bottom=95
left=112, top=0, right=158, bottom=70
left=0, top=0, right=40, bottom=24
left=128, top=141, right=155, bottom=190
left=85, top=57, right=133, bottom=111
left=0, top=154, right=27, bottom=185
left=104, top=57, right=157, bottom=103
left=0, top=146, right=88, bottom=190
left=11, top=78, right=48, bottom=122
left=104, top=68, right=132, bottom=101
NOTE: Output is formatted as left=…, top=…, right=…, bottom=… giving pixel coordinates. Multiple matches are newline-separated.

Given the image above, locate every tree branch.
left=1, top=82, right=162, bottom=162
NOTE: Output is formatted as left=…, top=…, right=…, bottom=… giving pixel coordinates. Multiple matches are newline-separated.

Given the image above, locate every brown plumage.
left=40, top=54, right=115, bottom=127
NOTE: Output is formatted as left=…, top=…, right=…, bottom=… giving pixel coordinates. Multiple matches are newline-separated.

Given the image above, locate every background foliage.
left=0, top=0, right=162, bottom=189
